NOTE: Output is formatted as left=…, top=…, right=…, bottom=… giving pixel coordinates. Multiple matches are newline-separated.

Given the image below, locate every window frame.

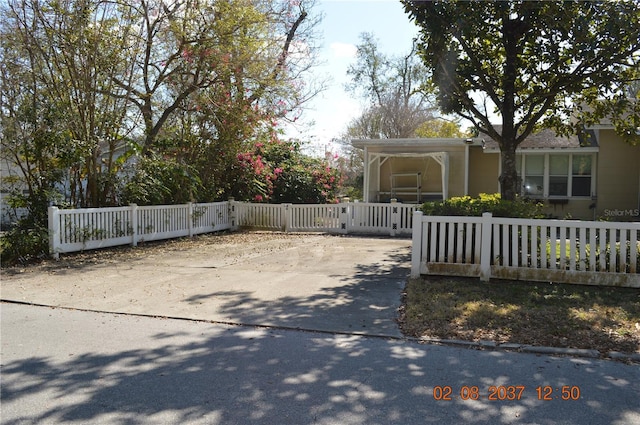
left=522, top=154, right=545, bottom=197
left=548, top=154, right=569, bottom=197
left=512, top=152, right=596, bottom=199
left=570, top=154, right=594, bottom=197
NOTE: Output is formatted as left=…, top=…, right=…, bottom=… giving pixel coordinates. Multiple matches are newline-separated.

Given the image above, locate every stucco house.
left=352, top=124, right=640, bottom=221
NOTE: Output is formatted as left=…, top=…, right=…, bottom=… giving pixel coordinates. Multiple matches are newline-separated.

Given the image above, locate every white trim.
left=363, top=146, right=369, bottom=202
left=516, top=152, right=597, bottom=199
left=367, top=152, right=452, bottom=159
left=352, top=138, right=484, bottom=149
left=485, top=147, right=599, bottom=154
left=543, top=154, right=550, bottom=198
left=363, top=151, right=450, bottom=202
left=464, top=144, right=469, bottom=195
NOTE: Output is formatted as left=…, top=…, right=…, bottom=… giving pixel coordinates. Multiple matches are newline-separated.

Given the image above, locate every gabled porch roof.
left=351, top=138, right=485, bottom=203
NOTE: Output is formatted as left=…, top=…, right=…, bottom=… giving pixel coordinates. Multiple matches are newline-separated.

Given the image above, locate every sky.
left=285, top=0, right=421, bottom=156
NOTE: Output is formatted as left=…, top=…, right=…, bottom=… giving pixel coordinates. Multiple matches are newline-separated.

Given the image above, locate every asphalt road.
left=2, top=303, right=639, bottom=425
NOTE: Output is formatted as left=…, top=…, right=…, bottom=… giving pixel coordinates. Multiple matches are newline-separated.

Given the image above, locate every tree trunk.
left=499, top=14, right=522, bottom=201
left=499, top=142, right=519, bottom=201
left=141, top=99, right=155, bottom=155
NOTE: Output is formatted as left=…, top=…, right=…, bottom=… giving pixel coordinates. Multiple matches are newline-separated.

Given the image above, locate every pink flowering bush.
left=234, top=139, right=342, bottom=203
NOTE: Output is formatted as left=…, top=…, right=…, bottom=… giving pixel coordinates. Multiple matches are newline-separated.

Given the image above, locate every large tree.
left=346, top=32, right=435, bottom=139
left=1, top=0, right=132, bottom=208
left=110, top=0, right=318, bottom=154
left=403, top=0, right=640, bottom=200
left=110, top=0, right=323, bottom=202
left=2, top=0, right=323, bottom=206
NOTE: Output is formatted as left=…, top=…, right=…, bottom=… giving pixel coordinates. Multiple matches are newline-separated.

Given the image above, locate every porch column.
left=441, top=152, right=449, bottom=200
left=367, top=153, right=381, bottom=203
left=363, top=146, right=370, bottom=202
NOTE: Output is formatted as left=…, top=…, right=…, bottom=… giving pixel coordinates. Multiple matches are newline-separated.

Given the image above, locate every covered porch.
left=352, top=138, right=485, bottom=203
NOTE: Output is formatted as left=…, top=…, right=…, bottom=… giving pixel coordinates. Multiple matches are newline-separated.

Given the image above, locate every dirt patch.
left=399, top=275, right=640, bottom=357
left=7, top=232, right=639, bottom=357
left=2, top=230, right=322, bottom=275
left=1, top=231, right=410, bottom=337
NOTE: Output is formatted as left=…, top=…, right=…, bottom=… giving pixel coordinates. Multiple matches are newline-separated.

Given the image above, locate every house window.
left=549, top=155, right=569, bottom=196
left=571, top=155, right=592, bottom=197
left=514, top=153, right=595, bottom=198
left=523, top=154, right=544, bottom=196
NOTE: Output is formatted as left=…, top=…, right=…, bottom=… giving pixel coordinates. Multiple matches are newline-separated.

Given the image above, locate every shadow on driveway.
left=2, top=304, right=639, bottom=425
left=1, top=234, right=412, bottom=337
left=181, top=245, right=411, bottom=337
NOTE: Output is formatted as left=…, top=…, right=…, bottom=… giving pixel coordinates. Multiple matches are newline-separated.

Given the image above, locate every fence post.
left=390, top=199, right=399, bottom=237
left=410, top=210, right=423, bottom=278
left=480, top=212, right=493, bottom=281
left=130, top=204, right=139, bottom=247
left=338, top=202, right=350, bottom=234
left=188, top=202, right=194, bottom=237
left=48, top=206, right=60, bottom=260
left=228, top=198, right=238, bottom=231
left=282, top=203, right=292, bottom=232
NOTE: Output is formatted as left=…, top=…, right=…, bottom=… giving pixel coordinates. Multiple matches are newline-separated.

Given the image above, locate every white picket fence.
left=48, top=200, right=419, bottom=258
left=232, top=201, right=418, bottom=235
left=47, top=201, right=640, bottom=287
left=48, top=202, right=231, bottom=258
left=410, top=211, right=640, bottom=287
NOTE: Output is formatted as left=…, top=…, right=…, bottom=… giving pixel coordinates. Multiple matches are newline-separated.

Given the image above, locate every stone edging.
left=418, top=337, right=640, bottom=363
left=3, top=299, right=638, bottom=364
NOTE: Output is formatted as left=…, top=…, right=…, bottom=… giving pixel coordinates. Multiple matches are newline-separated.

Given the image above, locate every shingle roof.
left=480, top=126, right=598, bottom=151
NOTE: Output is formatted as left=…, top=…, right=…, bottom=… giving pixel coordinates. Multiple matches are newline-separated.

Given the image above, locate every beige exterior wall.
left=358, top=132, right=640, bottom=220
left=475, top=130, right=640, bottom=220
left=468, top=146, right=499, bottom=197
left=594, top=129, right=640, bottom=221
left=365, top=144, right=467, bottom=203
left=538, top=131, right=640, bottom=221
left=446, top=148, right=467, bottom=197
left=538, top=199, right=595, bottom=220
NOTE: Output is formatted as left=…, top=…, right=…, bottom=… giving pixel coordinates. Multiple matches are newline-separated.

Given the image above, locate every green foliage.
left=1, top=0, right=131, bottom=208
left=0, top=0, right=323, bottom=262
left=120, top=154, right=203, bottom=206
left=421, top=193, right=545, bottom=218
left=0, top=224, right=49, bottom=266
left=545, top=239, right=640, bottom=274
left=403, top=0, right=640, bottom=199
left=2, top=0, right=321, bottom=207
left=414, top=118, right=470, bottom=138
left=234, top=140, right=342, bottom=204
left=0, top=189, right=58, bottom=266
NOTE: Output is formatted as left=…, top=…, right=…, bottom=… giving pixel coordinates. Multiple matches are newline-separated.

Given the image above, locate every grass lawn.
left=400, top=276, right=640, bottom=357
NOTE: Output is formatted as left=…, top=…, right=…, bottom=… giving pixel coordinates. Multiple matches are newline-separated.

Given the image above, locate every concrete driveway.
left=1, top=232, right=412, bottom=337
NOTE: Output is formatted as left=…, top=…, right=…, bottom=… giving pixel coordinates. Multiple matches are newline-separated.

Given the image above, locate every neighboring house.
left=0, top=142, right=131, bottom=227
left=0, top=158, right=29, bottom=228
left=352, top=124, right=640, bottom=220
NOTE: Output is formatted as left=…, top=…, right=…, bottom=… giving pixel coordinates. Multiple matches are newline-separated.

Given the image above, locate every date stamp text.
left=432, top=385, right=581, bottom=401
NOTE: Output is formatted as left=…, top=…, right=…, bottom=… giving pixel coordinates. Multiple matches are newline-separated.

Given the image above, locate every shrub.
left=0, top=189, right=54, bottom=266
left=235, top=140, right=342, bottom=204
left=120, top=154, right=203, bottom=205
left=421, top=193, right=545, bottom=218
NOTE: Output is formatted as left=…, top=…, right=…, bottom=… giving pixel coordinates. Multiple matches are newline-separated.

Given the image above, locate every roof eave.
left=483, top=147, right=599, bottom=154
left=351, top=137, right=485, bottom=149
